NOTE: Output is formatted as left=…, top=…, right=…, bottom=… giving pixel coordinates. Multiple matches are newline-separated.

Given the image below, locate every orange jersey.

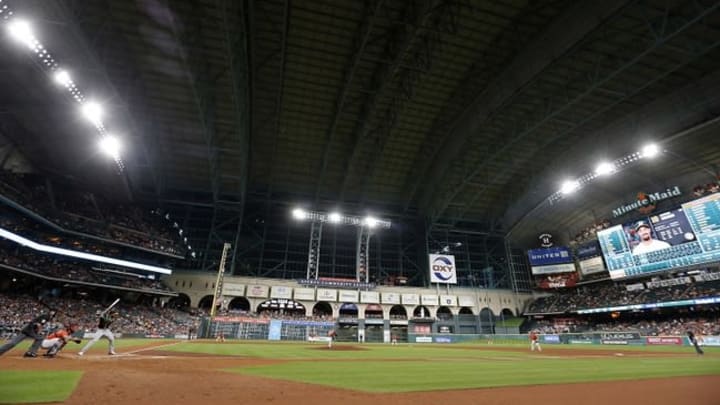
left=47, top=329, right=70, bottom=341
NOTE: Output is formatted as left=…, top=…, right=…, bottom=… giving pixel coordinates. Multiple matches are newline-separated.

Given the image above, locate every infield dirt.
left=2, top=342, right=718, bottom=405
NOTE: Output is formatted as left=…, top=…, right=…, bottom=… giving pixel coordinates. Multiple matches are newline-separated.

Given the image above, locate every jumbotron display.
left=597, top=193, right=720, bottom=279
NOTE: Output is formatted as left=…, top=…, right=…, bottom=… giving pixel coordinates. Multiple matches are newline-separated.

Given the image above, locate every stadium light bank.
left=291, top=208, right=391, bottom=229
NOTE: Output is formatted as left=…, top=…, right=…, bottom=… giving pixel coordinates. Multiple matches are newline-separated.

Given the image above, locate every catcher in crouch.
left=42, top=323, right=81, bottom=357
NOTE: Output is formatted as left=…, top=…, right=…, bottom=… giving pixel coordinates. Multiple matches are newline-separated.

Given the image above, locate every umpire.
left=0, top=310, right=56, bottom=358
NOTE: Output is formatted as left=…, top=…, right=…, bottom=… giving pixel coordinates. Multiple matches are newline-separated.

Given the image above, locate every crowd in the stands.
left=0, top=293, right=200, bottom=338
left=527, top=278, right=720, bottom=314
left=0, top=171, right=184, bottom=256
left=531, top=316, right=720, bottom=336
left=0, top=242, right=172, bottom=292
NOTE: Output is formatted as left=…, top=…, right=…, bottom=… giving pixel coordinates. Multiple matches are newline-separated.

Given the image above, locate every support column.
left=356, top=226, right=371, bottom=282
left=306, top=221, right=323, bottom=279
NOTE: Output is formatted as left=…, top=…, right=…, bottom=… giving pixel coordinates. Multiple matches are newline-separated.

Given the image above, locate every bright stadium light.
left=292, top=208, right=308, bottom=220
left=364, top=216, right=378, bottom=228
left=7, top=19, right=36, bottom=50
left=53, top=69, right=72, bottom=87
left=640, top=143, right=660, bottom=158
left=328, top=212, right=342, bottom=223
left=595, top=161, right=616, bottom=176
left=99, top=136, right=121, bottom=159
left=81, top=101, right=103, bottom=126
left=559, top=180, right=580, bottom=195
left=0, top=227, right=171, bottom=274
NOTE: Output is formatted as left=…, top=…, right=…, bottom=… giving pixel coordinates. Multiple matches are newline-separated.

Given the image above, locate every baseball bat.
left=100, top=298, right=121, bottom=315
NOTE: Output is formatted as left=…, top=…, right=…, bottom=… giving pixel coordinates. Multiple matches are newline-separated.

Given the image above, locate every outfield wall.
left=196, top=317, right=718, bottom=347
left=408, top=332, right=720, bottom=347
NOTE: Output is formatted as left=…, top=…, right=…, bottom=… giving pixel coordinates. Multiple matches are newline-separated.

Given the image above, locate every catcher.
left=42, top=323, right=82, bottom=358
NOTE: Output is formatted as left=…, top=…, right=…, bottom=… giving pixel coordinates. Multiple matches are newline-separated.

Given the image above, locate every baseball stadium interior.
left=1, top=0, right=720, bottom=371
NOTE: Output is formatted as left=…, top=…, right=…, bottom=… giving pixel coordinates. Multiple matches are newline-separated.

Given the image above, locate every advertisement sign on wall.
left=246, top=284, right=269, bottom=298
left=293, top=288, right=315, bottom=301
left=428, top=254, right=457, bottom=284
left=316, top=289, right=337, bottom=301
left=381, top=292, right=401, bottom=304
left=402, top=293, right=419, bottom=305
left=646, top=336, right=683, bottom=345
left=527, top=246, right=573, bottom=266
left=360, top=291, right=380, bottom=303
left=270, top=286, right=293, bottom=299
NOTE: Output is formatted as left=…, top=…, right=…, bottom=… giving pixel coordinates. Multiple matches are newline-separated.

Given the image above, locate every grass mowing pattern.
left=228, top=356, right=720, bottom=393
left=164, top=342, right=720, bottom=393
left=0, top=370, right=82, bottom=403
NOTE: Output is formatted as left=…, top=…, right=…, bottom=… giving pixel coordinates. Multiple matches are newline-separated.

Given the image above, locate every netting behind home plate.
left=202, top=316, right=335, bottom=341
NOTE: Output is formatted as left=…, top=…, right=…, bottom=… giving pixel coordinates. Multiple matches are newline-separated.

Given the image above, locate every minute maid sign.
left=612, top=186, right=681, bottom=218
left=429, top=254, right=457, bottom=284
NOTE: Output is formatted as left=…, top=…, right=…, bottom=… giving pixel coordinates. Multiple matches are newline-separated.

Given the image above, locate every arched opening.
left=436, top=306, right=453, bottom=321
left=458, top=307, right=474, bottom=315
left=501, top=308, right=514, bottom=318
left=339, top=303, right=358, bottom=318
left=338, top=303, right=359, bottom=341
left=228, top=296, right=251, bottom=312
left=197, top=295, right=215, bottom=310
left=364, top=304, right=383, bottom=320
left=479, top=307, right=495, bottom=333
left=313, top=301, right=333, bottom=318
left=166, top=293, right=191, bottom=309
left=389, top=305, right=408, bottom=343
left=389, top=305, right=407, bottom=320
left=413, top=305, right=431, bottom=318
left=257, top=299, right=306, bottom=317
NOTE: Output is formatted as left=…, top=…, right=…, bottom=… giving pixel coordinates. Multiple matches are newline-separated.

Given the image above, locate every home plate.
left=614, top=353, right=625, bottom=357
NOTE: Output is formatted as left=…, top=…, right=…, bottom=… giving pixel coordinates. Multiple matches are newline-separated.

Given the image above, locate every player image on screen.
left=597, top=196, right=720, bottom=280
left=631, top=221, right=671, bottom=255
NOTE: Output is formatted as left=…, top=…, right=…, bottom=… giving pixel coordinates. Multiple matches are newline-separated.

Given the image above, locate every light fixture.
left=328, top=212, right=342, bottom=223
left=292, top=208, right=307, bottom=220
left=364, top=216, right=378, bottom=228
left=640, top=143, right=660, bottom=158
left=53, top=69, right=72, bottom=87
left=559, top=180, right=580, bottom=195
left=595, top=161, right=616, bottom=176
left=81, top=101, right=104, bottom=126
left=7, top=19, right=36, bottom=50
left=99, top=135, right=121, bottom=159
left=0, top=227, right=171, bottom=274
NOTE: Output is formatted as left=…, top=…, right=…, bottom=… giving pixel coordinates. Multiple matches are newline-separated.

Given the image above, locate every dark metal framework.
left=1, top=0, right=719, bottom=293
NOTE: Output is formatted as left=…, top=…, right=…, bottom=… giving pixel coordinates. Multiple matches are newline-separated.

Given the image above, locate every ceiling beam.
left=441, top=1, right=720, bottom=226
left=312, top=0, right=387, bottom=203
left=404, top=0, right=634, bottom=217
left=339, top=0, right=453, bottom=203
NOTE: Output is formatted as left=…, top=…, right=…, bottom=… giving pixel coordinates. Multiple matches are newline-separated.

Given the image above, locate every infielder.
left=529, top=330, right=542, bottom=352
left=327, top=329, right=337, bottom=348
left=78, top=310, right=119, bottom=356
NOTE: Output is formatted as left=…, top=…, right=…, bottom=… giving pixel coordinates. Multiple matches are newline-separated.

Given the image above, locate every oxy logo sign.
left=429, top=254, right=457, bottom=284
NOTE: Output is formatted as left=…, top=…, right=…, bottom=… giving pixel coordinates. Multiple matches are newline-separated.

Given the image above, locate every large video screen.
left=597, top=193, right=720, bottom=279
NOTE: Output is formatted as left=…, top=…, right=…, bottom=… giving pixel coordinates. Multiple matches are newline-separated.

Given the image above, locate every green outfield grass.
left=0, top=370, right=82, bottom=403
left=1, top=339, right=718, bottom=402
left=165, top=341, right=720, bottom=393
